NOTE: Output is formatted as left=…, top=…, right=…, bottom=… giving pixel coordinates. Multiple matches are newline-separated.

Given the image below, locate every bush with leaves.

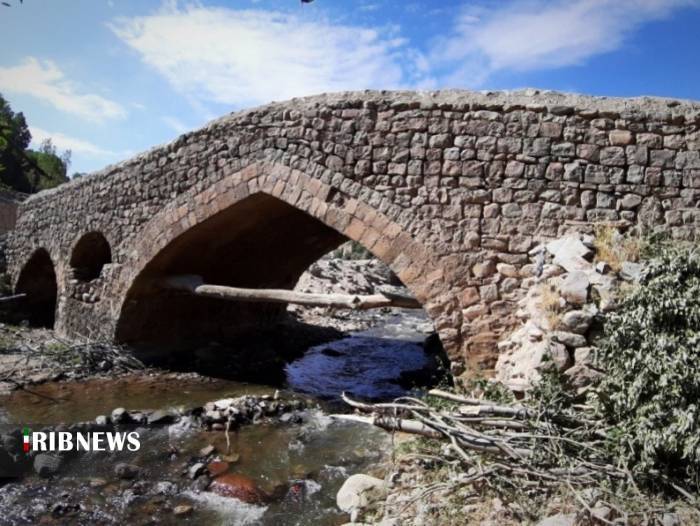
left=592, top=245, right=700, bottom=485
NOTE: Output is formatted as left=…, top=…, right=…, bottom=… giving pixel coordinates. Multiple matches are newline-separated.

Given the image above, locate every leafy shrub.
left=592, top=245, right=700, bottom=484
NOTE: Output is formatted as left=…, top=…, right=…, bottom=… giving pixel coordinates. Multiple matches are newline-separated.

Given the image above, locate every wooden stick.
left=162, top=274, right=421, bottom=310
left=330, top=413, right=443, bottom=439
left=0, top=293, right=27, bottom=303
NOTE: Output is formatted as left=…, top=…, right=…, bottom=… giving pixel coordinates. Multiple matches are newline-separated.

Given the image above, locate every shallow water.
left=0, top=310, right=437, bottom=525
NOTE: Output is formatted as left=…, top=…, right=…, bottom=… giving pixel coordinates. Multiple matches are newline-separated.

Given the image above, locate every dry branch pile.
left=333, top=388, right=700, bottom=523
left=0, top=337, right=145, bottom=389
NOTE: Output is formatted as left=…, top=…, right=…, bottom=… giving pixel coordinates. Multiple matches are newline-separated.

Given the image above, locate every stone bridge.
left=6, top=90, right=700, bottom=374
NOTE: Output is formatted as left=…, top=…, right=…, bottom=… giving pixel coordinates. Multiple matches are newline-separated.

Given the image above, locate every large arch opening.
left=15, top=248, right=58, bottom=328
left=116, top=191, right=449, bottom=390
left=70, top=232, right=112, bottom=282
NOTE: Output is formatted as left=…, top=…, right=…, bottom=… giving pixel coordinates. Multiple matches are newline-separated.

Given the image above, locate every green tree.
left=0, top=93, right=69, bottom=193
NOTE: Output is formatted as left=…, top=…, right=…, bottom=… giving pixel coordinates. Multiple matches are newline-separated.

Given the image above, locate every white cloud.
left=109, top=3, right=423, bottom=107
left=0, top=57, right=127, bottom=121
left=433, top=0, right=698, bottom=87
left=29, top=126, right=117, bottom=158
left=162, top=115, right=189, bottom=133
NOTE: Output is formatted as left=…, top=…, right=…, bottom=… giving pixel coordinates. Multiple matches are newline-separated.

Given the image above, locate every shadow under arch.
left=113, top=162, right=459, bottom=361
left=70, top=231, right=112, bottom=282
left=15, top=248, right=58, bottom=328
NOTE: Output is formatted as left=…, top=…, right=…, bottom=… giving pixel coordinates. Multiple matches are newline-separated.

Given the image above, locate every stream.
left=0, top=310, right=442, bottom=525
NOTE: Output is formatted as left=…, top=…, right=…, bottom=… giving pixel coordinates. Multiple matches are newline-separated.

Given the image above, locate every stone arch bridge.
left=7, top=90, right=700, bottom=374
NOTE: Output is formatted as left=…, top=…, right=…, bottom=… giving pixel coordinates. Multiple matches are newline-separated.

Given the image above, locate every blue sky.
left=1, top=0, right=699, bottom=175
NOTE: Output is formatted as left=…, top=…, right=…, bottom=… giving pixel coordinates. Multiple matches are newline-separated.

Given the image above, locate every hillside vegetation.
left=0, top=93, right=69, bottom=194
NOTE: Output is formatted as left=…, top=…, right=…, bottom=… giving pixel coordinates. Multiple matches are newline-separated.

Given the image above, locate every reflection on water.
left=286, top=310, right=439, bottom=401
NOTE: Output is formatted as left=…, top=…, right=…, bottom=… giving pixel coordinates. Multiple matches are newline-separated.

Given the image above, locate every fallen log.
left=0, top=293, right=27, bottom=303
left=161, top=274, right=422, bottom=310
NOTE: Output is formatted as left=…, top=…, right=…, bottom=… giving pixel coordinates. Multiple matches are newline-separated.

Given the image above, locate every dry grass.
left=536, top=283, right=563, bottom=330
left=593, top=225, right=642, bottom=272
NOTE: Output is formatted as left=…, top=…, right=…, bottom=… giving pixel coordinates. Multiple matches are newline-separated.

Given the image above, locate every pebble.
left=199, top=444, right=215, bottom=457
left=173, top=504, right=193, bottom=516
left=114, top=463, right=141, bottom=480
left=188, top=462, right=206, bottom=479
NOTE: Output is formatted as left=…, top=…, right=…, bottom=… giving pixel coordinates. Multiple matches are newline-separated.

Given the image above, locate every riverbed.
left=0, top=309, right=441, bottom=525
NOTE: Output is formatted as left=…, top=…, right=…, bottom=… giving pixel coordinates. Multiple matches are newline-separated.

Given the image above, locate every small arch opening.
left=15, top=248, right=57, bottom=328
left=70, top=232, right=112, bottom=282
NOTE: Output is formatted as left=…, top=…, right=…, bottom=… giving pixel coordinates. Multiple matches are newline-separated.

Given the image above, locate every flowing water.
left=0, top=310, right=440, bottom=525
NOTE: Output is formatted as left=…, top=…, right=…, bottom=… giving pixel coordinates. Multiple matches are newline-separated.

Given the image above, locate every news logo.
left=20, top=427, right=140, bottom=453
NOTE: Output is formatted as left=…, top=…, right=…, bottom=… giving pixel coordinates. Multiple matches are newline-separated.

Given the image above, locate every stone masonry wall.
left=7, top=89, right=700, bottom=375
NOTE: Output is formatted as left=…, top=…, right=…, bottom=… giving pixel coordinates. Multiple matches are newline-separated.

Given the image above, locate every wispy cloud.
left=0, top=57, right=127, bottom=121
left=109, top=3, right=426, bottom=107
left=432, top=0, right=698, bottom=87
left=29, top=126, right=118, bottom=158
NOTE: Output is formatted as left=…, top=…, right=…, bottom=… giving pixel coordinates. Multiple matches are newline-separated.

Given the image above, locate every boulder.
left=552, top=331, right=588, bottom=348
left=336, top=474, right=387, bottom=519
left=34, top=453, right=62, bottom=477
left=560, top=271, right=589, bottom=304
left=564, top=363, right=602, bottom=389
left=207, top=461, right=229, bottom=477
left=147, top=410, right=175, bottom=426
left=496, top=335, right=571, bottom=392
left=114, top=462, right=141, bottom=480
left=573, top=347, right=595, bottom=365
left=561, top=310, right=594, bottom=334
left=546, top=236, right=593, bottom=273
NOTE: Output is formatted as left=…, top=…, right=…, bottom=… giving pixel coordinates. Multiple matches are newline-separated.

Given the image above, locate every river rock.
left=209, top=473, right=269, bottom=504
left=207, top=461, right=229, bottom=477
left=336, top=474, right=387, bottom=517
left=153, top=481, right=177, bottom=495
left=173, top=504, right=193, bottom=516
left=34, top=453, right=62, bottom=477
left=114, top=463, right=141, bottom=480
left=188, top=462, right=206, bottom=479
left=111, top=407, right=131, bottom=424
left=147, top=410, right=175, bottom=425
left=213, top=399, right=236, bottom=410
left=199, top=444, right=215, bottom=457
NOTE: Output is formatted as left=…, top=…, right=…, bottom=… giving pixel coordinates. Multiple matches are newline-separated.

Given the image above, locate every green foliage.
left=24, top=149, right=68, bottom=190
left=591, top=245, right=700, bottom=484
left=0, top=93, right=69, bottom=193
left=329, top=241, right=373, bottom=260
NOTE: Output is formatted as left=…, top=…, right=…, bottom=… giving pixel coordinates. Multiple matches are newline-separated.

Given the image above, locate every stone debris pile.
left=495, top=231, right=641, bottom=394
